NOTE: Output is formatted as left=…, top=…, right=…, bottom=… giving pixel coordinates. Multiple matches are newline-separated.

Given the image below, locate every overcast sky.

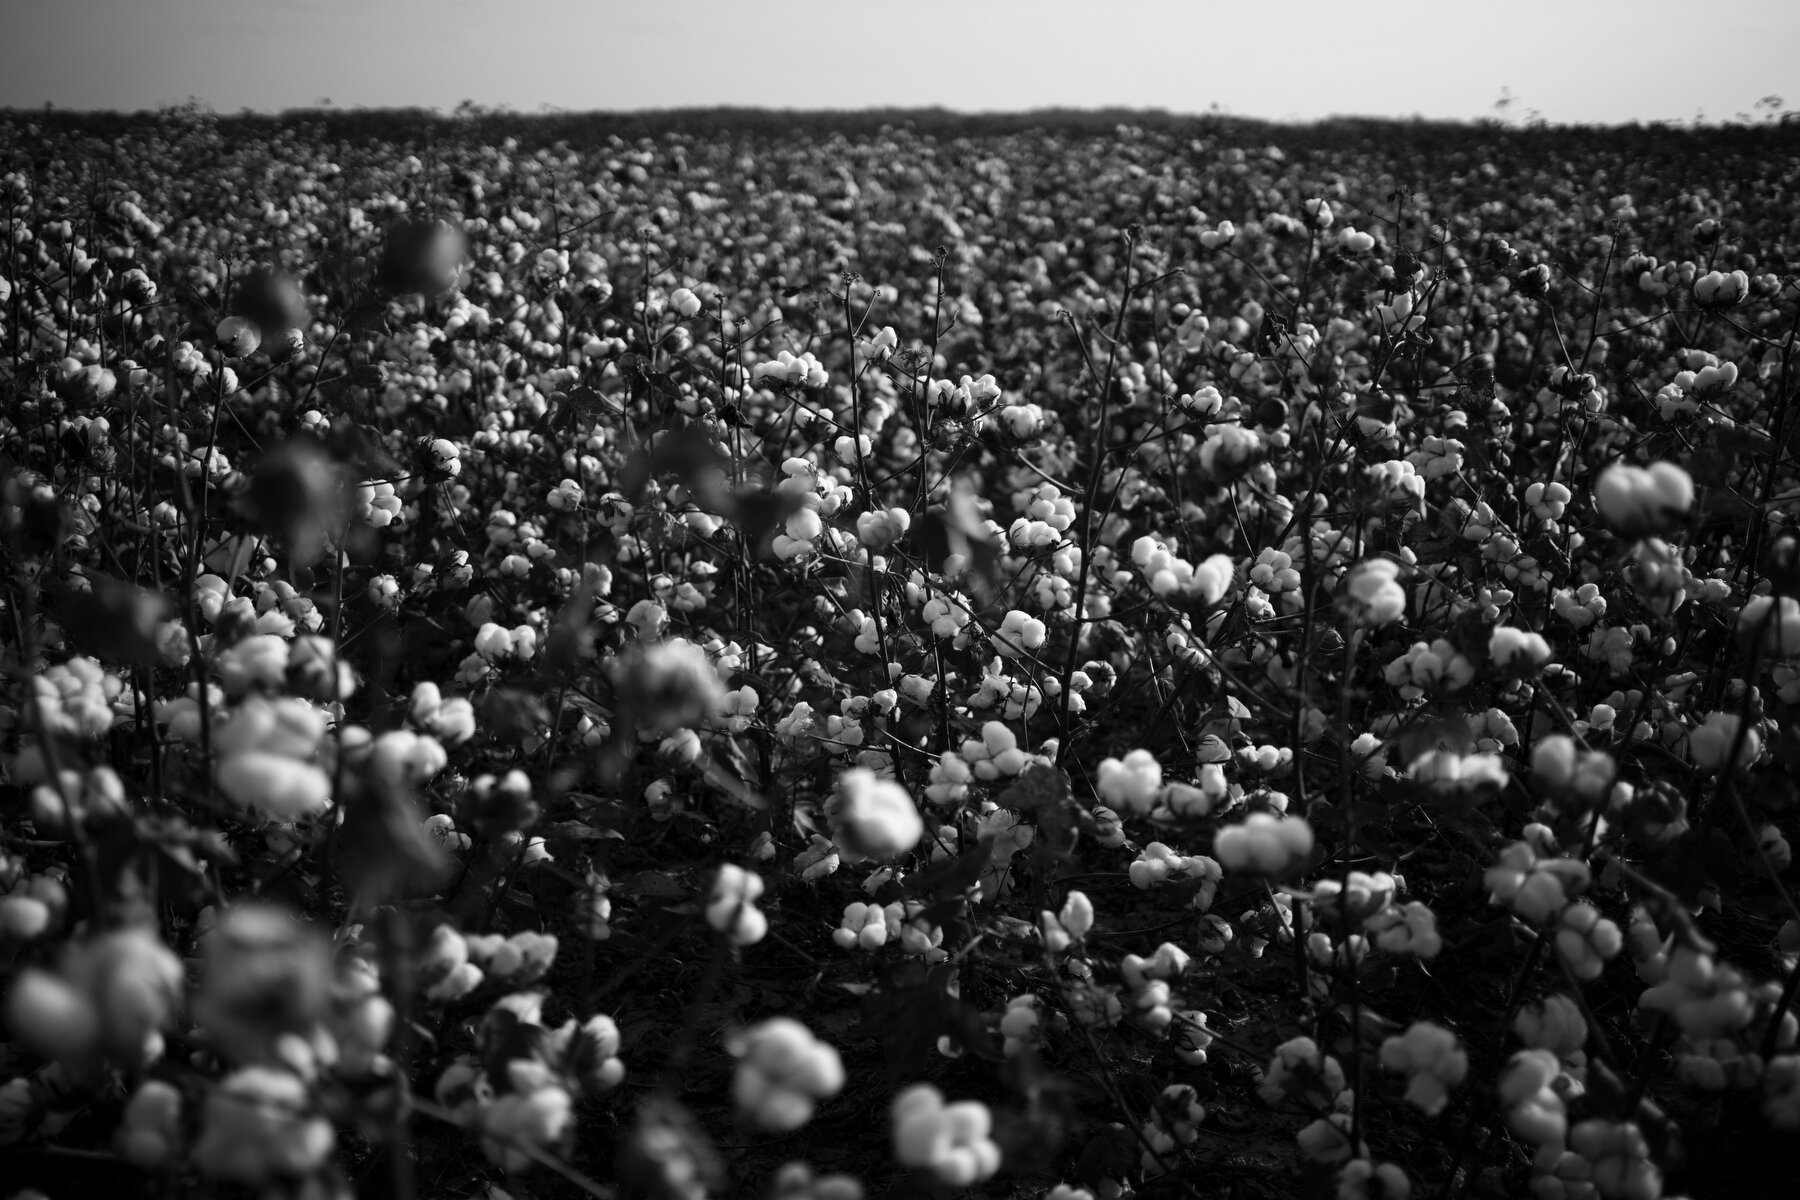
left=3, top=0, right=1795, bottom=125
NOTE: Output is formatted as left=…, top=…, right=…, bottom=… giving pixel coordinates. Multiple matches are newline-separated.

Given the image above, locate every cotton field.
left=1, top=107, right=1799, bottom=1200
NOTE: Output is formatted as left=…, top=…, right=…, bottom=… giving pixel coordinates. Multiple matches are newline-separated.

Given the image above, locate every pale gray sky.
left=3, top=0, right=1794, bottom=124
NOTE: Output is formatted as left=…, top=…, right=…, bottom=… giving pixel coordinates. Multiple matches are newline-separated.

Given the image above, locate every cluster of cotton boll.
left=464, top=930, right=560, bottom=985
left=1129, top=534, right=1236, bottom=605
left=968, top=655, right=1048, bottom=720
left=770, top=456, right=854, bottom=560
left=27, top=657, right=124, bottom=741
left=1500, top=1046, right=1665, bottom=1200
left=927, top=372, right=1003, bottom=421
left=435, top=991, right=626, bottom=1173
left=753, top=349, right=830, bottom=388
left=1406, top=747, right=1510, bottom=798
left=1137, top=1083, right=1207, bottom=1176
left=833, top=899, right=946, bottom=960
left=1486, top=831, right=1592, bottom=923
left=1009, top=482, right=1078, bottom=548
left=1382, top=637, right=1475, bottom=700
left=923, top=721, right=1044, bottom=807
left=1128, top=843, right=1224, bottom=910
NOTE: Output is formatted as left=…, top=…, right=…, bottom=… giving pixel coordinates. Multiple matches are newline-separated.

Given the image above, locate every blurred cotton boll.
left=1214, top=813, right=1315, bottom=876
left=728, top=1018, right=845, bottom=1131
left=1345, top=558, right=1405, bottom=626
left=5, top=968, right=99, bottom=1062
left=1097, top=749, right=1162, bottom=814
left=1593, top=461, right=1694, bottom=537
left=828, top=768, right=924, bottom=861
left=193, top=904, right=332, bottom=1063
left=191, top=1067, right=335, bottom=1185
left=117, top=1080, right=183, bottom=1168
left=891, top=1084, right=1001, bottom=1186
left=6, top=928, right=184, bottom=1066
left=1689, top=711, right=1759, bottom=773
left=707, top=864, right=768, bottom=946
left=482, top=1087, right=575, bottom=1174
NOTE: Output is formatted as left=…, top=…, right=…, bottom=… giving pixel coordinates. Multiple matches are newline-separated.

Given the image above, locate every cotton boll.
left=829, top=768, right=924, bottom=861
left=1213, top=813, right=1314, bottom=876
left=707, top=864, right=768, bottom=946
left=192, top=1067, right=336, bottom=1184
left=729, top=1018, right=845, bottom=1131
left=1345, top=558, right=1405, bottom=626
left=1378, top=1022, right=1468, bottom=1115
left=1689, top=711, right=1759, bottom=773
left=216, top=753, right=332, bottom=821
left=892, top=1085, right=1001, bottom=1186
left=1097, top=749, right=1162, bottom=813
left=1593, top=461, right=1694, bottom=537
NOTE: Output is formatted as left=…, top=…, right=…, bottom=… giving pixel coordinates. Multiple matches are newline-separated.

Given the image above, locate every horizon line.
left=5, top=100, right=1796, bottom=133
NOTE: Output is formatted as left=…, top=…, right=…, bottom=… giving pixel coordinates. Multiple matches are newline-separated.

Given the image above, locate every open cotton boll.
left=996, top=609, right=1047, bottom=656
left=1689, top=711, right=1759, bottom=773
left=1345, top=558, right=1405, bottom=626
left=216, top=753, right=332, bottom=821
left=1379, top=1022, right=1468, bottom=1115
left=828, top=768, right=924, bottom=861
left=1490, top=625, right=1551, bottom=672
left=729, top=1018, right=845, bottom=1131
left=1213, top=813, right=1314, bottom=876
left=1097, top=749, right=1162, bottom=814
left=192, top=1067, right=337, bottom=1185
left=892, top=1085, right=1001, bottom=1186
left=706, top=864, right=768, bottom=946
left=1593, top=461, right=1694, bottom=537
